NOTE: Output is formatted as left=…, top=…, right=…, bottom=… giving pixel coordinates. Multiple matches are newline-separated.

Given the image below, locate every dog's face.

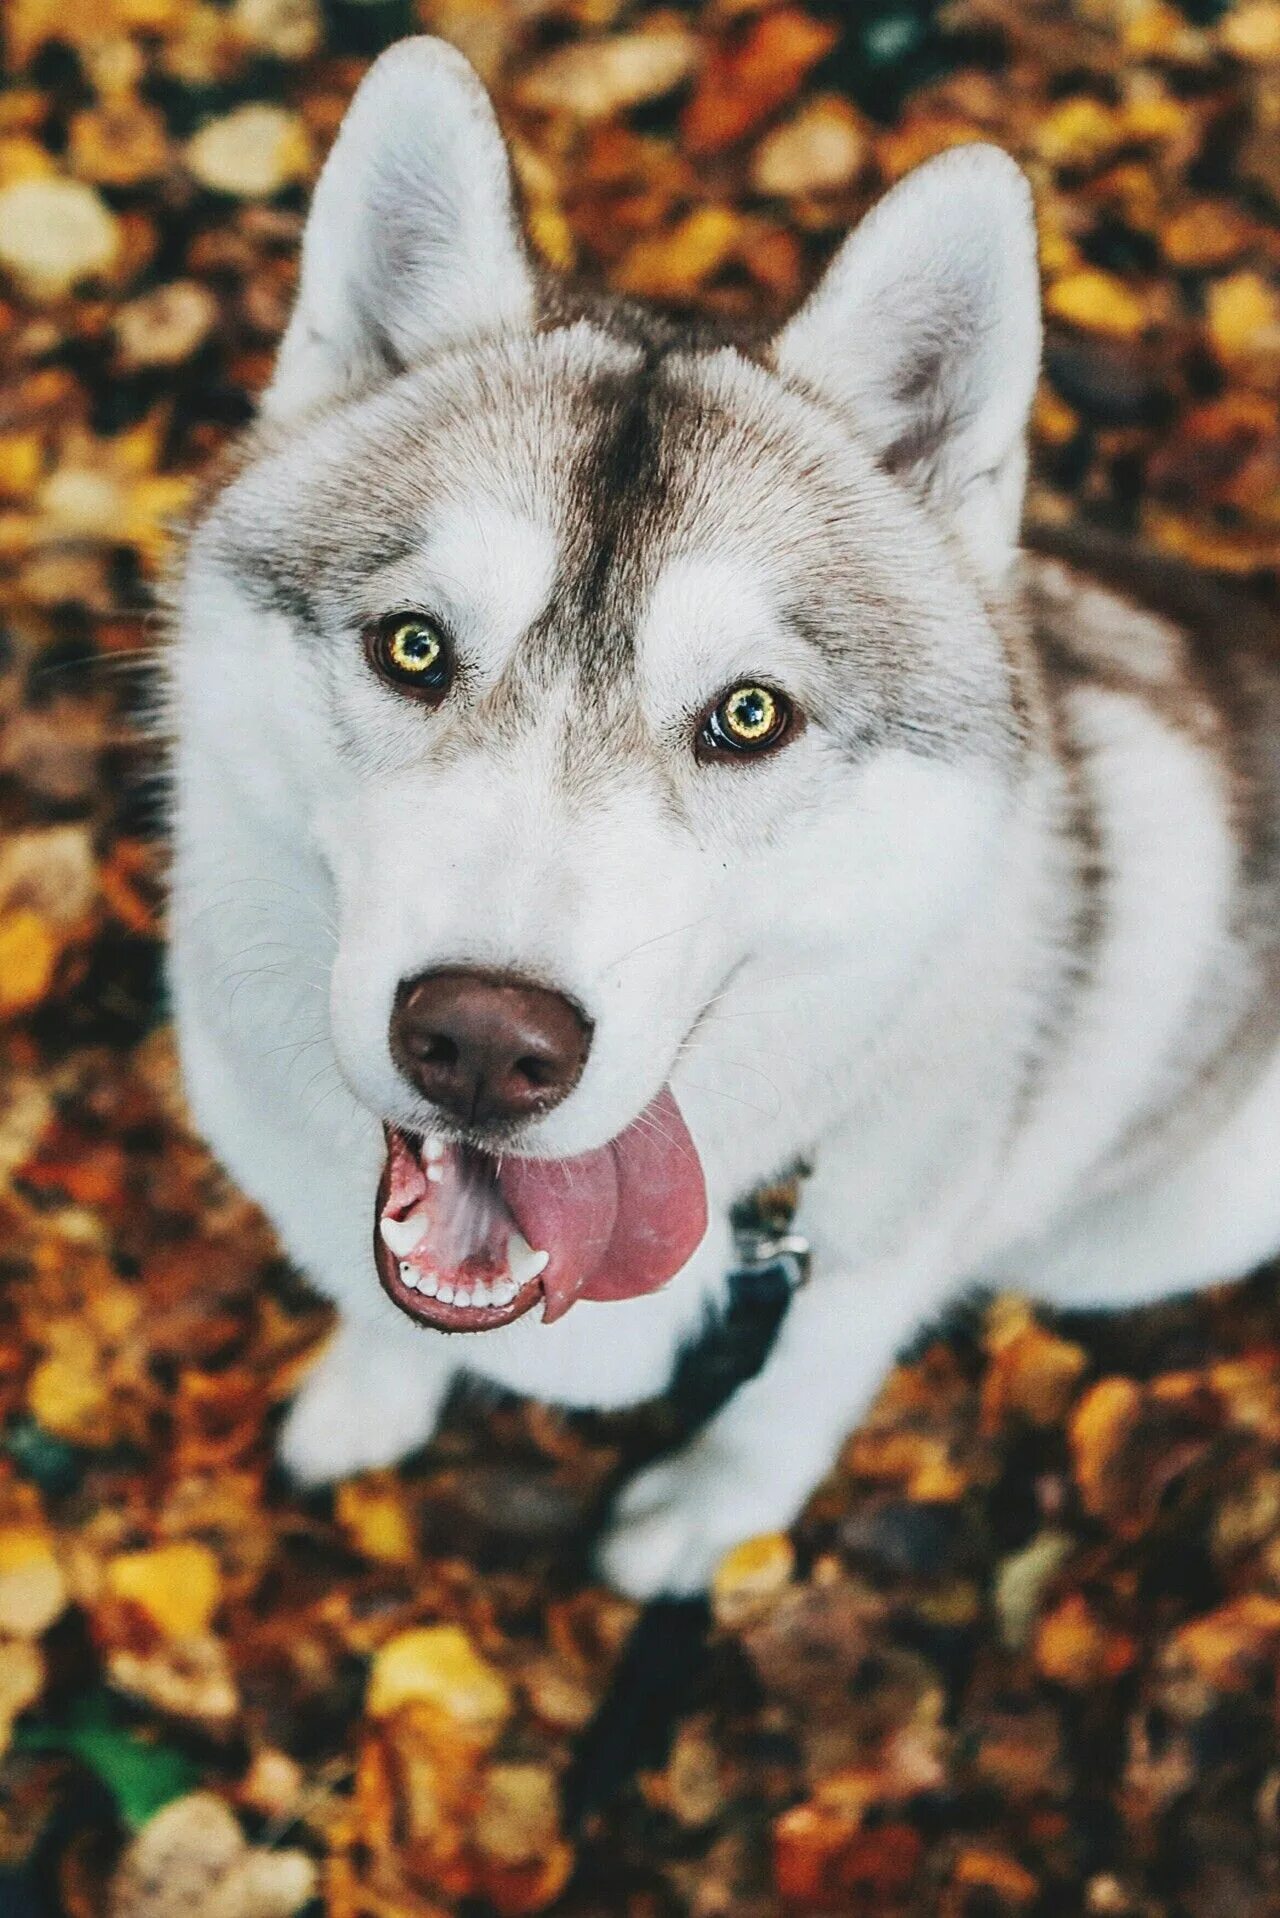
left=178, top=39, right=1040, bottom=1334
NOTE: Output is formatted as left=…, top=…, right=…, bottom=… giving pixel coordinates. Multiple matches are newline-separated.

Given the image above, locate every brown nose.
left=390, top=967, right=592, bottom=1126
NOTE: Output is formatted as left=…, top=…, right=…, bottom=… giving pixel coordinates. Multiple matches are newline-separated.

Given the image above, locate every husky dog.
left=168, top=37, right=1280, bottom=1598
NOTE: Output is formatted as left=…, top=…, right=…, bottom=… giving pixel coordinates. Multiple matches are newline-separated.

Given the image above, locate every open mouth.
left=374, top=1088, right=708, bottom=1332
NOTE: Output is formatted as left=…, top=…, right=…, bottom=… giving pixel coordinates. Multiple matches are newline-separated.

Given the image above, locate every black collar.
left=663, top=1171, right=811, bottom=1434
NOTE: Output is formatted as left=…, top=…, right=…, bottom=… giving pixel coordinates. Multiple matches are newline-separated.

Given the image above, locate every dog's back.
left=981, top=528, right=1280, bottom=1299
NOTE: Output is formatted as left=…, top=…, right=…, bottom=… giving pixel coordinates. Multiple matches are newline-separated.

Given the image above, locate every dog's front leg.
left=597, top=1256, right=949, bottom=1599
left=279, top=1312, right=455, bottom=1486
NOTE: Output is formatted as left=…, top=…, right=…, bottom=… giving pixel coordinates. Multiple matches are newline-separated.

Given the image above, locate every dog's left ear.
left=775, top=145, right=1040, bottom=584
left=264, top=37, right=533, bottom=420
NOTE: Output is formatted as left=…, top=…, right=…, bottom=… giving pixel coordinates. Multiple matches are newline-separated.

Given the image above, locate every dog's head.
left=179, top=39, right=1040, bottom=1334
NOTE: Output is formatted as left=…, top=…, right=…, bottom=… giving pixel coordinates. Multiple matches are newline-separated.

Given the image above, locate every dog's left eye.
left=366, top=613, right=452, bottom=702
left=699, top=682, right=793, bottom=759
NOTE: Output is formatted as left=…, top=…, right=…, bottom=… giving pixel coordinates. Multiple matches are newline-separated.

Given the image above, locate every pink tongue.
left=500, top=1088, right=707, bottom=1323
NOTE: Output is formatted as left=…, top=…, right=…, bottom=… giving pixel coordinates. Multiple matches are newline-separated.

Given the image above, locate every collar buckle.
left=729, top=1225, right=811, bottom=1292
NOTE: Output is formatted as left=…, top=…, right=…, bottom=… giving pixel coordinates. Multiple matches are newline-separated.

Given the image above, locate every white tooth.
left=421, top=1272, right=438, bottom=1297
left=472, top=1282, right=492, bottom=1308
left=437, top=1283, right=455, bottom=1304
left=498, top=1277, right=518, bottom=1305
left=506, top=1230, right=550, bottom=1289
left=426, top=1164, right=443, bottom=1182
left=381, top=1214, right=425, bottom=1258
left=423, top=1138, right=444, bottom=1163
left=398, top=1263, right=421, bottom=1292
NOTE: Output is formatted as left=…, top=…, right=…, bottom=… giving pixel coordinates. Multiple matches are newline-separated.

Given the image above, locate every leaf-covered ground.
left=1, top=0, right=1279, bottom=1912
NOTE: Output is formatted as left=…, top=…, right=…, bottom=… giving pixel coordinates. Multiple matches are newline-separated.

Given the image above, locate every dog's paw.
left=279, top=1333, right=446, bottom=1486
left=597, top=1447, right=778, bottom=1600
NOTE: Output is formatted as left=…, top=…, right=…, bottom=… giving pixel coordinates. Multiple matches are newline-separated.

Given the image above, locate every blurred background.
left=0, top=1, right=1279, bottom=1913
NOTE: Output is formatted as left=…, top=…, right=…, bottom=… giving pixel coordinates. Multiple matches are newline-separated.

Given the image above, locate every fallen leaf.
left=1046, top=269, right=1151, bottom=338
left=0, top=1525, right=67, bottom=1637
left=186, top=108, right=311, bottom=199
left=0, top=177, right=120, bottom=298
left=334, top=1473, right=416, bottom=1565
left=615, top=205, right=741, bottom=298
left=751, top=95, right=867, bottom=196
left=366, top=1624, right=511, bottom=1742
left=712, top=1531, right=795, bottom=1628
left=115, top=282, right=219, bottom=369
left=516, top=27, right=699, bottom=121
left=27, top=1343, right=112, bottom=1445
left=108, top=1791, right=316, bottom=1917
left=1220, top=1, right=1280, bottom=61
left=106, top=1542, right=223, bottom=1640
left=0, top=907, right=59, bottom=1016
left=1034, top=1593, right=1137, bottom=1688
left=1206, top=271, right=1280, bottom=390
left=994, top=1531, right=1074, bottom=1651
left=682, top=9, right=838, bottom=157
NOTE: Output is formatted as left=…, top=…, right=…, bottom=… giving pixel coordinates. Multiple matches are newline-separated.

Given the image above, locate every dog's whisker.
left=218, top=963, right=329, bottom=1011
left=259, top=1031, right=331, bottom=1066
left=182, top=877, right=340, bottom=941
left=599, top=915, right=716, bottom=976
left=214, top=952, right=331, bottom=992
left=676, top=1075, right=781, bottom=1121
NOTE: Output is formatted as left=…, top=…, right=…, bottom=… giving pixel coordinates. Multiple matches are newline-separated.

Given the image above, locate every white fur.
left=265, top=38, right=533, bottom=420
left=776, top=143, right=1041, bottom=585
left=980, top=690, right=1238, bottom=1251
left=168, top=38, right=1280, bottom=1599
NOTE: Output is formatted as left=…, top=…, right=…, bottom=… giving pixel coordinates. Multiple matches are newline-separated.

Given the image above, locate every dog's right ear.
left=263, top=37, right=534, bottom=421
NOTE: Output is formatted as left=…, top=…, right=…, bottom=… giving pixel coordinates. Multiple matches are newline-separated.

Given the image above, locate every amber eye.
left=700, top=683, right=792, bottom=758
left=367, top=614, right=452, bottom=700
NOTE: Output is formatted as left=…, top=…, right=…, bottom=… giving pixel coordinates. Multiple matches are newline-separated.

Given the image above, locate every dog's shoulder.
left=1022, top=519, right=1279, bottom=698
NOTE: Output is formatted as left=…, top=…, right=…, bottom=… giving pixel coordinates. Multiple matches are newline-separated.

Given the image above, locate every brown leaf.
left=681, top=10, right=838, bottom=157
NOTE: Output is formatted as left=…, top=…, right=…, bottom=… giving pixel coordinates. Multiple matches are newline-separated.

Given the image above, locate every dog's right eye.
left=365, top=613, right=453, bottom=703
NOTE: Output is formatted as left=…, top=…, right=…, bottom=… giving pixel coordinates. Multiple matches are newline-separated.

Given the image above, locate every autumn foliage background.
left=0, top=0, right=1279, bottom=1913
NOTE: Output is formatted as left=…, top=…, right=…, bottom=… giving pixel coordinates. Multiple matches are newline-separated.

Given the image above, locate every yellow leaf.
left=712, top=1532, right=794, bottom=1628
left=1162, top=200, right=1254, bottom=269
left=0, top=176, right=120, bottom=300
left=0, top=907, right=58, bottom=1017
left=0, top=1526, right=67, bottom=1637
left=751, top=96, right=866, bottom=197
left=616, top=206, right=740, bottom=299
left=107, top=1542, right=222, bottom=1640
left=186, top=106, right=311, bottom=199
left=1121, top=90, right=1185, bottom=145
left=1220, top=0, right=1280, bottom=61
left=124, top=474, right=198, bottom=568
left=1207, top=271, right=1280, bottom=388
left=28, top=1346, right=109, bottom=1444
left=335, top=1475, right=416, bottom=1565
left=1046, top=269, right=1150, bottom=338
left=119, top=0, right=187, bottom=28
left=1124, top=2, right=1192, bottom=56
left=0, top=431, right=43, bottom=499
left=526, top=202, right=575, bottom=274
left=0, top=136, right=56, bottom=187
left=515, top=28, right=699, bottom=121
left=1035, top=97, right=1123, bottom=167
left=366, top=1624, right=511, bottom=1737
